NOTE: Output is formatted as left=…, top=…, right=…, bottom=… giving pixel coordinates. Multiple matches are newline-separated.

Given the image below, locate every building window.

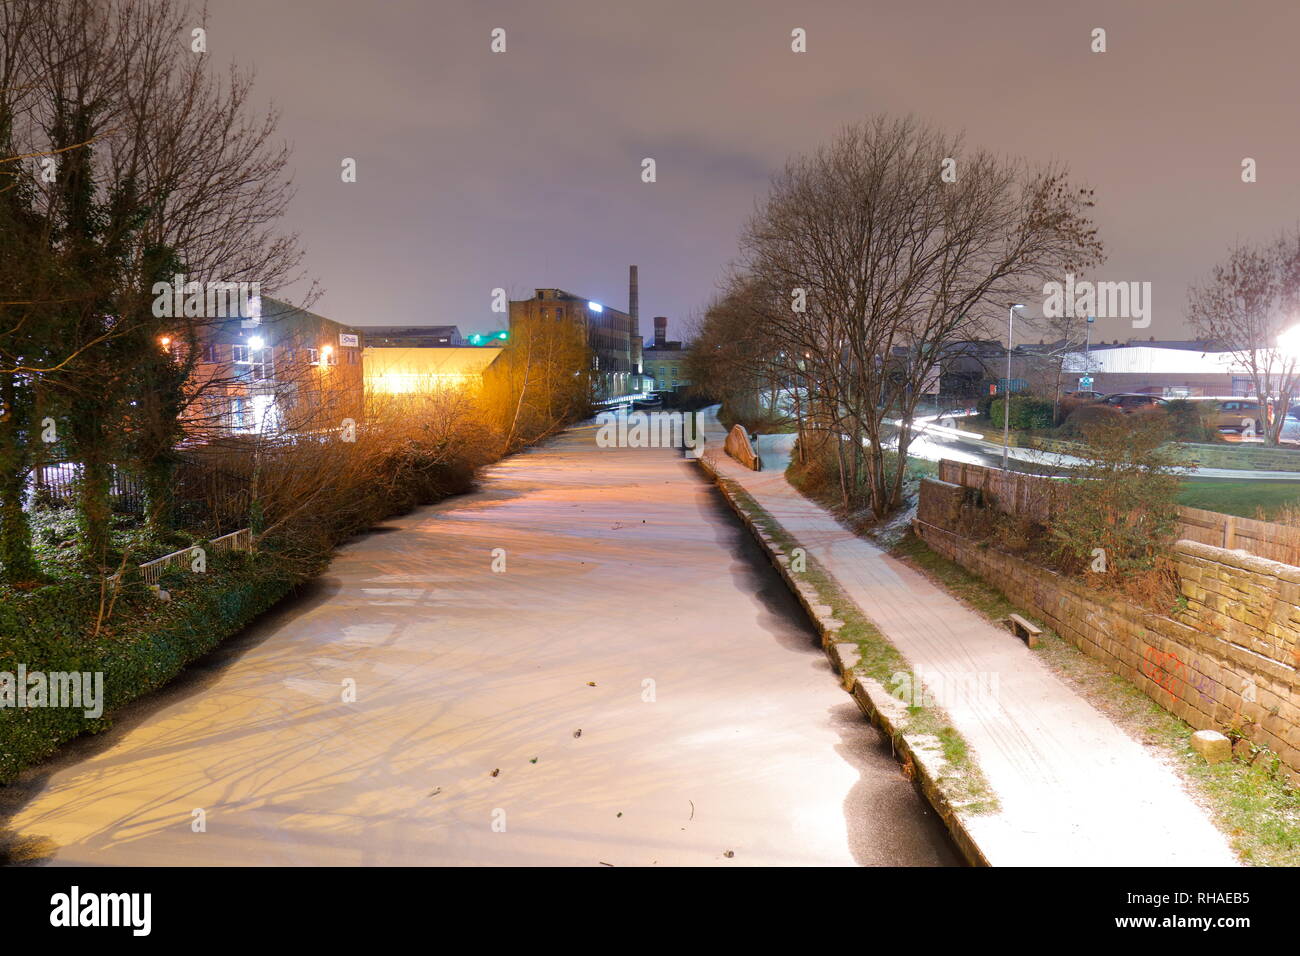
left=232, top=345, right=250, bottom=364
left=346, top=349, right=357, bottom=365
left=307, top=347, right=319, bottom=366
left=249, top=348, right=271, bottom=381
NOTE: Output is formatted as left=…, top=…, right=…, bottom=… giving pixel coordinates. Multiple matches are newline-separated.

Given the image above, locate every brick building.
left=183, top=296, right=364, bottom=437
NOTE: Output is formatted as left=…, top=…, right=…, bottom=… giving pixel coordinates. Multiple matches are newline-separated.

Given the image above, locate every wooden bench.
left=1007, top=613, right=1042, bottom=649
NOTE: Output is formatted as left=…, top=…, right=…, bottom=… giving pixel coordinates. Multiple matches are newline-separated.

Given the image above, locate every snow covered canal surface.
left=1, top=424, right=959, bottom=866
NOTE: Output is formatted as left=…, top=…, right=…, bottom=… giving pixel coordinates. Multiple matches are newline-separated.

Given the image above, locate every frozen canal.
left=1, top=424, right=958, bottom=866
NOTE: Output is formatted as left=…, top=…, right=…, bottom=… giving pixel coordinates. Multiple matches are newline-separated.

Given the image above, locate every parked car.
left=1209, top=399, right=1264, bottom=434
left=1281, top=416, right=1300, bottom=444
left=1065, top=390, right=1105, bottom=401
left=1100, top=393, right=1169, bottom=412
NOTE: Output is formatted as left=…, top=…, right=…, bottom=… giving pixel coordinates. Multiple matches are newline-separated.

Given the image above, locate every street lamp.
left=1003, top=304, right=1025, bottom=470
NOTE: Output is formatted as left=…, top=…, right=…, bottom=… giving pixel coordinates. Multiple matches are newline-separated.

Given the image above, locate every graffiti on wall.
left=1140, top=643, right=1218, bottom=708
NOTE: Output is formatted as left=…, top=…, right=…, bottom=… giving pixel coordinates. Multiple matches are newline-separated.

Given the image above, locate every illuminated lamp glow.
left=588, top=301, right=603, bottom=312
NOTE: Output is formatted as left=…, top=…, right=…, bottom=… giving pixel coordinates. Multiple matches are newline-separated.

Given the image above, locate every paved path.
left=0, top=425, right=959, bottom=866
left=702, top=412, right=1238, bottom=866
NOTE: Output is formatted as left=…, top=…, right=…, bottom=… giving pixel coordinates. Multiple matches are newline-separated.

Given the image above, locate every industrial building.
left=508, top=266, right=645, bottom=399
left=361, top=325, right=464, bottom=347
left=642, top=316, right=689, bottom=394
left=363, top=346, right=504, bottom=395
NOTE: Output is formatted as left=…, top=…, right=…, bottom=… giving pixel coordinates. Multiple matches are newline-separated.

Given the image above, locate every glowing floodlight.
left=1278, top=324, right=1300, bottom=359
left=588, top=301, right=603, bottom=312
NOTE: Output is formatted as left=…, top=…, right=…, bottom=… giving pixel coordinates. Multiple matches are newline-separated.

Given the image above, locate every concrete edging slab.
left=698, top=451, right=992, bottom=866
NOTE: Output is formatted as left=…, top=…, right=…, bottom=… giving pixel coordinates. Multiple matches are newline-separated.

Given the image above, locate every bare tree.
left=741, top=115, right=1103, bottom=515
left=1187, top=232, right=1300, bottom=445
left=0, top=0, right=310, bottom=571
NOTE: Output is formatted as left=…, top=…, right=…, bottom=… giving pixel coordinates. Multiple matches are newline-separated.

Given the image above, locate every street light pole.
left=1003, top=304, right=1025, bottom=471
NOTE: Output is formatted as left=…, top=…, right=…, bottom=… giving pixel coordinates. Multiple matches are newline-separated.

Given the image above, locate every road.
left=905, top=416, right=1300, bottom=479
left=0, top=424, right=959, bottom=866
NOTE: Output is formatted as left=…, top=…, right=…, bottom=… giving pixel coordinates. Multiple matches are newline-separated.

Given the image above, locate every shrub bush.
left=1060, top=402, right=1125, bottom=437
left=988, top=396, right=1054, bottom=431
left=1050, top=410, right=1183, bottom=577
left=1163, top=399, right=1220, bottom=443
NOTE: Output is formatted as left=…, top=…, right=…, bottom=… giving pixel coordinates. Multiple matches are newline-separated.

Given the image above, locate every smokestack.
left=654, top=316, right=668, bottom=348
left=628, top=265, right=639, bottom=337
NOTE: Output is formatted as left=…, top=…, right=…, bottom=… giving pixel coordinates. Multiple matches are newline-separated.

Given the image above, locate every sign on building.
left=339, top=333, right=359, bottom=347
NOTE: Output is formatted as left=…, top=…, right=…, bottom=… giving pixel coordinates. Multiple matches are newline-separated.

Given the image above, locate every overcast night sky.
left=208, top=0, right=1300, bottom=344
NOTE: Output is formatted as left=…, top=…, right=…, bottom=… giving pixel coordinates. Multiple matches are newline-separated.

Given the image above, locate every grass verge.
left=1178, top=479, right=1300, bottom=520
left=892, top=529, right=1300, bottom=866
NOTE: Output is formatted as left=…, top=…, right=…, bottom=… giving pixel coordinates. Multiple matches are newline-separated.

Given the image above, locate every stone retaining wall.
left=915, top=478, right=1300, bottom=782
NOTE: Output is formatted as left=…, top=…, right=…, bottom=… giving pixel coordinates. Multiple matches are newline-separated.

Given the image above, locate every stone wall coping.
left=1174, top=538, right=1300, bottom=583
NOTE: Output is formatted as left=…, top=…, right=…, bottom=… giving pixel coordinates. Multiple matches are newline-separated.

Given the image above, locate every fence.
left=1175, top=506, right=1300, bottom=566
left=935, top=459, right=1060, bottom=524
left=938, top=458, right=1300, bottom=566
left=112, top=528, right=252, bottom=587
left=32, top=462, right=146, bottom=515
left=31, top=453, right=256, bottom=533
left=172, top=452, right=254, bottom=534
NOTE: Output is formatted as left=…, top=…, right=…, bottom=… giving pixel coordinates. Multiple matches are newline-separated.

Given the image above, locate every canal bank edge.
left=697, top=453, right=991, bottom=867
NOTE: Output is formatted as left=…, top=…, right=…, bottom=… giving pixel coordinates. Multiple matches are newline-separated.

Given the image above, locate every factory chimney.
left=654, top=316, right=668, bottom=348
left=628, top=265, right=639, bottom=338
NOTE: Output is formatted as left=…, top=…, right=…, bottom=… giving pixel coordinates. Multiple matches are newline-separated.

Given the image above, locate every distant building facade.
left=509, top=277, right=640, bottom=399
left=185, top=296, right=364, bottom=437
left=361, top=325, right=463, bottom=347
left=939, top=337, right=1262, bottom=400
left=363, top=346, right=504, bottom=395
left=642, top=316, right=689, bottom=393
left=1057, top=341, right=1255, bottom=397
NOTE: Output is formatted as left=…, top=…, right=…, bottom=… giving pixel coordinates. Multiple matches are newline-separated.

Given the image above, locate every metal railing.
left=110, top=527, right=252, bottom=587
left=32, top=462, right=146, bottom=515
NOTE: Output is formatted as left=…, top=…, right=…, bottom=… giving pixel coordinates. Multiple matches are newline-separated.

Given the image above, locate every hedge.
left=0, top=549, right=300, bottom=782
left=988, top=396, right=1055, bottom=431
